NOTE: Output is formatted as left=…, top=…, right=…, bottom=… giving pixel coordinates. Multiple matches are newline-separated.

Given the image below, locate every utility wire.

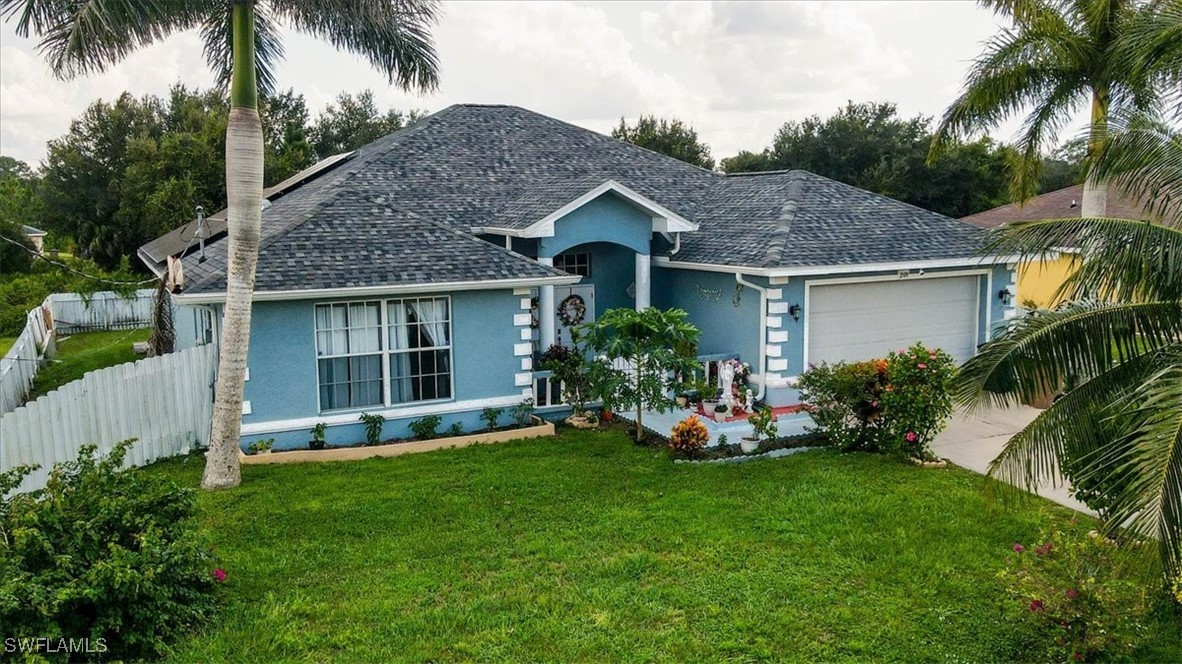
left=0, top=234, right=158, bottom=286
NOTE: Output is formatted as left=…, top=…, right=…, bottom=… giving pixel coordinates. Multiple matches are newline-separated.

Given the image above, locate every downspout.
left=670, top=232, right=681, bottom=256
left=734, top=273, right=767, bottom=400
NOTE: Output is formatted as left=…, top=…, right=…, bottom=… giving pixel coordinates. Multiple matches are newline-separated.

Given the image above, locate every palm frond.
left=983, top=216, right=1182, bottom=302
left=985, top=345, right=1165, bottom=495
left=200, top=3, right=284, bottom=99
left=1099, top=350, right=1182, bottom=576
left=1087, top=109, right=1182, bottom=222
left=1114, top=0, right=1182, bottom=109
left=954, top=300, right=1182, bottom=410
left=270, top=0, right=440, bottom=93
left=1, top=0, right=211, bottom=78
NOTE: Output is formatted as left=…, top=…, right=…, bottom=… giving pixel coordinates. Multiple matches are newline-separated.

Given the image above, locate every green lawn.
left=29, top=328, right=151, bottom=399
left=0, top=336, right=15, bottom=356
left=147, top=429, right=1181, bottom=662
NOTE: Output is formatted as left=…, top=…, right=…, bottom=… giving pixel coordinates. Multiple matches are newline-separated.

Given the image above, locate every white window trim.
left=313, top=295, right=456, bottom=415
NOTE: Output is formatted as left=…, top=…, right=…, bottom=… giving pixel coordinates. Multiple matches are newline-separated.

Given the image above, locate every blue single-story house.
left=140, top=104, right=1018, bottom=450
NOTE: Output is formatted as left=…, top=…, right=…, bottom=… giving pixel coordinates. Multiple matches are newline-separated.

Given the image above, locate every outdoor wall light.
left=788, top=304, right=802, bottom=322
left=998, top=287, right=1013, bottom=306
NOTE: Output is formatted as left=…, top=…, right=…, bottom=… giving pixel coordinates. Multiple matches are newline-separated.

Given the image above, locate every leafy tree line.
left=0, top=88, right=420, bottom=271
left=613, top=101, right=1088, bottom=219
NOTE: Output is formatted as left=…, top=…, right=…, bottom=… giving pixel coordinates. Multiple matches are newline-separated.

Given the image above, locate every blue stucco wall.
left=539, top=193, right=653, bottom=257
left=652, top=268, right=761, bottom=366
left=560, top=241, right=635, bottom=314
left=653, top=263, right=1016, bottom=381
left=240, top=288, right=528, bottom=450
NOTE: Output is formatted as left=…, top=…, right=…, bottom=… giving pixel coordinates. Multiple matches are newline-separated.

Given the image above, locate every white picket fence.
left=0, top=289, right=155, bottom=415
left=0, top=306, right=55, bottom=415
left=49, top=289, right=155, bottom=334
left=0, top=343, right=217, bottom=494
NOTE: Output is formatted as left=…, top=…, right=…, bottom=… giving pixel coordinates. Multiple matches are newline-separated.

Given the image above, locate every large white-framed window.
left=388, top=297, right=452, bottom=404
left=314, top=296, right=453, bottom=412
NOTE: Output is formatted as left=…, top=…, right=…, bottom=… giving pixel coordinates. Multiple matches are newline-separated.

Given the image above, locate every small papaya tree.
left=578, top=307, right=700, bottom=442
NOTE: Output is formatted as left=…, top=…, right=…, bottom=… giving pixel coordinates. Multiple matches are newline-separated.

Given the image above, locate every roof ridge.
left=760, top=175, right=805, bottom=267
left=489, top=104, right=725, bottom=178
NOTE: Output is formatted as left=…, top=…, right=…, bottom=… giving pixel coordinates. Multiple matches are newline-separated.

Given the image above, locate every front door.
left=554, top=284, right=595, bottom=347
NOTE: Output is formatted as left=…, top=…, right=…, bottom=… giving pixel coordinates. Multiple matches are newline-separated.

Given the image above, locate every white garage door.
left=807, top=276, right=979, bottom=365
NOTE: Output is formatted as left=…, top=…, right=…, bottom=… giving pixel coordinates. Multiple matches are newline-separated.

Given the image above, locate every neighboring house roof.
left=961, top=184, right=1156, bottom=229
left=21, top=225, right=46, bottom=237
left=147, top=104, right=997, bottom=294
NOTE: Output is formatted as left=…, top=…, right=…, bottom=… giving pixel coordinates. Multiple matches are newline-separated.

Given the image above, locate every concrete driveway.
left=933, top=406, right=1093, bottom=514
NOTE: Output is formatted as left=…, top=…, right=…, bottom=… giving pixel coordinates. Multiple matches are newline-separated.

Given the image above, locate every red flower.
left=212, top=568, right=226, bottom=583
left=917, top=362, right=928, bottom=369
left=1012, top=543, right=1025, bottom=553
left=1065, top=588, right=1080, bottom=600
left=1072, top=652, right=1083, bottom=661
left=905, top=431, right=918, bottom=443
left=1029, top=599, right=1045, bottom=612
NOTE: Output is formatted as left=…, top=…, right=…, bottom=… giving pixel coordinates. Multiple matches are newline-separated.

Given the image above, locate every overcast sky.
left=0, top=1, right=1087, bottom=167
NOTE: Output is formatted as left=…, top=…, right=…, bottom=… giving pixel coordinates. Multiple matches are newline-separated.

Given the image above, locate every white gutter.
left=670, top=232, right=681, bottom=256
left=734, top=272, right=768, bottom=400
left=173, top=275, right=582, bottom=305
left=655, top=255, right=1026, bottom=278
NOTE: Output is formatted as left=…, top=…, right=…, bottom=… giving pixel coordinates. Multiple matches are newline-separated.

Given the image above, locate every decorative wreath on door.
left=557, top=294, right=587, bottom=327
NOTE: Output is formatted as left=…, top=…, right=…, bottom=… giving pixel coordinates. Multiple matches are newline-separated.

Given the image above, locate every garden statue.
left=744, top=389, right=755, bottom=413
left=719, top=361, right=735, bottom=409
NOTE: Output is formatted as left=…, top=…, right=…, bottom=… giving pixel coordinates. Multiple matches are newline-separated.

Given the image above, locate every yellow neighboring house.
left=962, top=184, right=1154, bottom=309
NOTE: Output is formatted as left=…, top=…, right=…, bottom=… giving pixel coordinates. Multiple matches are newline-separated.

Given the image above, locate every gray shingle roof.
left=165, top=103, right=991, bottom=293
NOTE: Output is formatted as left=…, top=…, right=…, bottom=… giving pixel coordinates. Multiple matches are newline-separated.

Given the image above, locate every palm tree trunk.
left=203, top=2, right=261, bottom=490
left=1082, top=86, right=1111, bottom=218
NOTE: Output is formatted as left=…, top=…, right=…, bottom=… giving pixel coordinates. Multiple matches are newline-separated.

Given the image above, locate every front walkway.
left=933, top=406, right=1093, bottom=514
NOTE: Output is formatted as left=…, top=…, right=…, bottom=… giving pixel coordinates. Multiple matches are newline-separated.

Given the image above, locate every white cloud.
left=0, top=0, right=1090, bottom=166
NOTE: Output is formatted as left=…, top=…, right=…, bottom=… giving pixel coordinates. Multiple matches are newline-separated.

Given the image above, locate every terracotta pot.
left=675, top=396, right=688, bottom=408
left=601, top=409, right=614, bottom=422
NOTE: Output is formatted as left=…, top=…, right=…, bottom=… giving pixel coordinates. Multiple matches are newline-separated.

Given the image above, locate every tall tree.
left=611, top=115, right=715, bottom=170
left=6, top=0, right=440, bottom=490
left=722, top=101, right=1015, bottom=218
left=309, top=90, right=422, bottom=158
left=928, top=0, right=1182, bottom=215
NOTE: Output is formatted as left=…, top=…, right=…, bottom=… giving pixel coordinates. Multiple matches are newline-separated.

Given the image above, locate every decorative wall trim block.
left=766, top=288, right=783, bottom=300
left=768, top=358, right=789, bottom=372
left=513, top=342, right=532, bottom=356
left=514, top=372, right=533, bottom=387
left=513, top=313, right=531, bottom=326
left=768, top=330, right=789, bottom=343
left=766, top=316, right=783, bottom=328
left=766, top=344, right=782, bottom=358
left=767, top=301, right=790, bottom=314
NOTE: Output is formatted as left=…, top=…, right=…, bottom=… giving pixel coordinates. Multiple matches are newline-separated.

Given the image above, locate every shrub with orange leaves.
left=669, top=415, right=709, bottom=455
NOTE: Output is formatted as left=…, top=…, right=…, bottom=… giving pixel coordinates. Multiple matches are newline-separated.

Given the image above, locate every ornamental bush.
left=1001, top=530, right=1165, bottom=662
left=0, top=441, right=219, bottom=660
left=669, top=415, right=709, bottom=456
left=798, top=342, right=956, bottom=459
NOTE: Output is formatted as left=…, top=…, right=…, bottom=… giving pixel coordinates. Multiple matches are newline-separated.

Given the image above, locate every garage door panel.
left=808, top=277, right=978, bottom=365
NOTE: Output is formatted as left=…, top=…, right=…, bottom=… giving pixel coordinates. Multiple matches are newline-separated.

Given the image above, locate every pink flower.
left=1012, top=543, right=1025, bottom=553
left=917, top=363, right=928, bottom=369
left=1029, top=599, right=1045, bottom=612
left=905, top=431, right=918, bottom=443
left=1065, top=588, right=1080, bottom=600
left=212, top=568, right=226, bottom=583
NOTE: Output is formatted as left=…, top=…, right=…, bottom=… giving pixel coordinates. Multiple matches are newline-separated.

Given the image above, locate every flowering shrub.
left=880, top=344, right=956, bottom=459
left=1001, top=530, right=1163, bottom=662
left=0, top=441, right=218, bottom=660
left=797, top=342, right=955, bottom=459
left=669, top=415, right=709, bottom=456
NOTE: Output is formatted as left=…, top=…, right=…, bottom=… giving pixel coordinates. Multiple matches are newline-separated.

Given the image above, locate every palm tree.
left=4, top=1, right=440, bottom=489
left=928, top=0, right=1181, bottom=213
left=955, top=113, right=1182, bottom=576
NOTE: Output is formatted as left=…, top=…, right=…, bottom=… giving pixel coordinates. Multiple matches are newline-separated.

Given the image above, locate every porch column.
left=538, top=257, right=556, bottom=349
left=634, top=253, right=651, bottom=310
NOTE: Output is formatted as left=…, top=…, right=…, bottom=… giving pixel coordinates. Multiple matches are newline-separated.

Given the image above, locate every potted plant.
left=744, top=405, right=777, bottom=454
left=713, top=402, right=728, bottom=423
left=675, top=392, right=689, bottom=409
left=247, top=438, right=273, bottom=455
left=309, top=422, right=327, bottom=450
left=702, top=388, right=721, bottom=415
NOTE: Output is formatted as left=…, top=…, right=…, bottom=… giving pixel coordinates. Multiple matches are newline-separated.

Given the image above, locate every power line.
left=0, top=235, right=158, bottom=287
